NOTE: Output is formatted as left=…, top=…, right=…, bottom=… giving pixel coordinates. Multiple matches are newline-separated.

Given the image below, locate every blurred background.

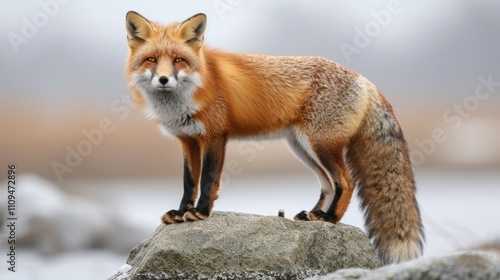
left=1, top=0, right=499, bottom=279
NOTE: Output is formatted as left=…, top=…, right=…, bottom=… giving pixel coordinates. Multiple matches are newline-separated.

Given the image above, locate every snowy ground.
left=1, top=169, right=499, bottom=280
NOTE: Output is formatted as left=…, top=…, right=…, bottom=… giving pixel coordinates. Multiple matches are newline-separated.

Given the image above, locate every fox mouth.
left=157, top=86, right=174, bottom=92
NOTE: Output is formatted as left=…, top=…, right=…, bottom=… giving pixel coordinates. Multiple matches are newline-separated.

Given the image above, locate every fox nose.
left=159, top=76, right=169, bottom=85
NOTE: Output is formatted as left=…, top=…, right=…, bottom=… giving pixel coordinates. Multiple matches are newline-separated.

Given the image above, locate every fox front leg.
left=161, top=137, right=201, bottom=224
left=184, top=136, right=226, bottom=222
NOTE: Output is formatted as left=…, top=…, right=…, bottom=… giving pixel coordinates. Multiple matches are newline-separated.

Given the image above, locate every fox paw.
left=161, top=210, right=185, bottom=224
left=294, top=210, right=337, bottom=223
left=183, top=208, right=209, bottom=222
left=294, top=210, right=311, bottom=221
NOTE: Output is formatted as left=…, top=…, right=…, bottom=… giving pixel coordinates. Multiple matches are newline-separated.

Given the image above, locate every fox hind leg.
left=288, top=132, right=337, bottom=222
left=288, top=130, right=354, bottom=223
left=315, top=146, right=355, bottom=223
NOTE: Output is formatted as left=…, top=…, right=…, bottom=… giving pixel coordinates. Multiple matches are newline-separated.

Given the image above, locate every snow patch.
left=0, top=174, right=151, bottom=254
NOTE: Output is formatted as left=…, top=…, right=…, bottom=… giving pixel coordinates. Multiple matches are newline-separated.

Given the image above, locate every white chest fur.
left=145, top=90, right=205, bottom=137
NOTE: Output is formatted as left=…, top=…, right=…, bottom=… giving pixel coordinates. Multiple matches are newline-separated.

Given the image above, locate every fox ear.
left=126, top=11, right=153, bottom=47
left=178, top=13, right=207, bottom=49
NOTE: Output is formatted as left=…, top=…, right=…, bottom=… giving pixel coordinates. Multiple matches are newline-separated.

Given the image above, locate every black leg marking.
left=326, top=182, right=342, bottom=222
left=196, top=150, right=217, bottom=214
left=162, top=156, right=199, bottom=225
left=186, top=138, right=225, bottom=222
left=179, top=158, right=197, bottom=212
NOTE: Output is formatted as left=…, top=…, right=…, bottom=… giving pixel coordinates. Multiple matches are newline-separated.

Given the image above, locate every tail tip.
left=378, top=239, right=424, bottom=265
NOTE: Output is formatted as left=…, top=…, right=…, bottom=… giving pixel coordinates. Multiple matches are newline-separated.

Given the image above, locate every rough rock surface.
left=307, top=251, right=500, bottom=280
left=109, top=211, right=381, bottom=280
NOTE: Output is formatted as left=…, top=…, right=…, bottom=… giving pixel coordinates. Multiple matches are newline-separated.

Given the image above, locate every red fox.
left=124, top=11, right=424, bottom=264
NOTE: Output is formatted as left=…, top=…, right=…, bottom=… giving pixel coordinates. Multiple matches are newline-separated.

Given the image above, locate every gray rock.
left=308, top=251, right=500, bottom=280
left=110, top=211, right=381, bottom=280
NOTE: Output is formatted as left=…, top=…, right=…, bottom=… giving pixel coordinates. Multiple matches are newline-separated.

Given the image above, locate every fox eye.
left=147, top=57, right=156, bottom=62
left=174, top=57, right=184, bottom=64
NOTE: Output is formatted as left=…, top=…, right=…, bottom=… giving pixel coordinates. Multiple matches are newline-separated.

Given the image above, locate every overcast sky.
left=1, top=0, right=500, bottom=105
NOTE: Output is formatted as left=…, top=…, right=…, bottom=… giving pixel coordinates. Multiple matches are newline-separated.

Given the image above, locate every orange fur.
left=192, top=50, right=311, bottom=137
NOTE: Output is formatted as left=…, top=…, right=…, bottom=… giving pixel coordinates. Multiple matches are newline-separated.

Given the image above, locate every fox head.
left=125, top=12, right=206, bottom=104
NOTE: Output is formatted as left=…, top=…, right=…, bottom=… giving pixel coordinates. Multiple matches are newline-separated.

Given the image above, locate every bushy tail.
left=346, top=90, right=424, bottom=264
